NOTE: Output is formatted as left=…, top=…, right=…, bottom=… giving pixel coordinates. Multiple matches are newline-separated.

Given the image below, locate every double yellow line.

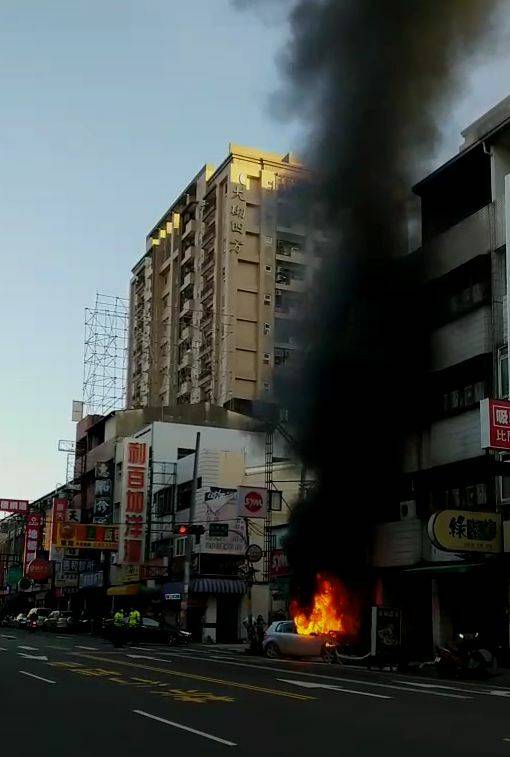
left=72, top=653, right=314, bottom=701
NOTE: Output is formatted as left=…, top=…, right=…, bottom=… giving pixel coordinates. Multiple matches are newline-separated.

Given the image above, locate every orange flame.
left=290, top=573, right=357, bottom=636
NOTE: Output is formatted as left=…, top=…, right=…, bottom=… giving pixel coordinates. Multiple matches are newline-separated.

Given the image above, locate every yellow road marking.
left=71, top=653, right=315, bottom=701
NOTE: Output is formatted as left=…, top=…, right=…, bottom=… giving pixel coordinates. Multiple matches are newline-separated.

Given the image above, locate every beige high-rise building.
left=127, top=144, right=309, bottom=412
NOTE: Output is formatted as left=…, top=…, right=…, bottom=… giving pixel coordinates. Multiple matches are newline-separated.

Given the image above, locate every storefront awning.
left=106, top=584, right=141, bottom=597
left=191, top=578, right=245, bottom=594
left=402, top=563, right=486, bottom=576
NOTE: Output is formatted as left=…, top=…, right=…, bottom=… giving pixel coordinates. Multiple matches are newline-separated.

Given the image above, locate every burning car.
left=263, top=620, right=327, bottom=658
left=264, top=574, right=359, bottom=659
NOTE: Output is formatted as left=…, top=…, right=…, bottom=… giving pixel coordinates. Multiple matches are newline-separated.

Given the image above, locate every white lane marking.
left=56, top=635, right=69, bottom=639
left=127, top=654, right=172, bottom=663
left=18, top=653, right=48, bottom=661
left=19, top=671, right=56, bottom=684
left=133, top=710, right=236, bottom=746
left=75, top=646, right=98, bottom=651
left=1, top=634, right=15, bottom=639
left=394, top=680, right=510, bottom=697
left=166, top=654, right=474, bottom=698
left=18, top=645, right=38, bottom=651
left=0, top=647, right=7, bottom=651
left=278, top=678, right=391, bottom=699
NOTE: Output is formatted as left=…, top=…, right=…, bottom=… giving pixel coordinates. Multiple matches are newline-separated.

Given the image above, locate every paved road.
left=3, top=628, right=510, bottom=756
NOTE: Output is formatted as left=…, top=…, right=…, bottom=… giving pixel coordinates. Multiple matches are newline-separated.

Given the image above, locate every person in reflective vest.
left=112, top=609, right=125, bottom=648
left=114, top=610, right=125, bottom=627
left=128, top=608, right=141, bottom=628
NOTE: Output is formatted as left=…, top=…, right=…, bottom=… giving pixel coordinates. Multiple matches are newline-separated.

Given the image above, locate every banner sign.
left=428, top=509, right=502, bottom=553
left=119, top=439, right=149, bottom=564
left=270, top=549, right=290, bottom=578
left=370, top=607, right=402, bottom=657
left=23, top=513, right=41, bottom=570
left=480, top=398, right=510, bottom=449
left=237, top=486, right=268, bottom=518
left=94, top=460, right=114, bottom=524
left=55, top=523, right=118, bottom=550
left=201, top=488, right=246, bottom=555
left=0, top=499, right=29, bottom=515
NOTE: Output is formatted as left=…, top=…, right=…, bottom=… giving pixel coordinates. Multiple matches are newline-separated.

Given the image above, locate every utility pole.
left=180, top=432, right=200, bottom=630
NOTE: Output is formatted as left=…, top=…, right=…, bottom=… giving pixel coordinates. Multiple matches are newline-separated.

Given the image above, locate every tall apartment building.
left=127, top=144, right=308, bottom=412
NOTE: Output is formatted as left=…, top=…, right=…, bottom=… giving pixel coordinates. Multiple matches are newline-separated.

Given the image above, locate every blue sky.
left=1, top=0, right=509, bottom=501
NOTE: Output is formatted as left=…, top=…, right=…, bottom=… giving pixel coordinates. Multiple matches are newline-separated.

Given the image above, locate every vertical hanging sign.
left=119, top=438, right=149, bottom=565
left=23, top=513, right=41, bottom=572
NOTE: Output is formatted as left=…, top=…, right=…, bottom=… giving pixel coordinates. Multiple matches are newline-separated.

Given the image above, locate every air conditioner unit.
left=264, top=294, right=272, bottom=304
left=399, top=500, right=417, bottom=520
left=263, top=353, right=271, bottom=364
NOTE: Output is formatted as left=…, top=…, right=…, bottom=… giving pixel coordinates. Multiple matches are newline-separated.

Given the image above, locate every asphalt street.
left=2, top=629, right=510, bottom=756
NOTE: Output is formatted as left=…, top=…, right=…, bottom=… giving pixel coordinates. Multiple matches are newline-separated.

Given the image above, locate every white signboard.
left=200, top=488, right=246, bottom=555
left=237, top=486, right=268, bottom=519
left=118, top=438, right=149, bottom=565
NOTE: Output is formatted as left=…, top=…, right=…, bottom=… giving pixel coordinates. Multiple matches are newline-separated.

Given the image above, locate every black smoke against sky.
left=238, top=0, right=502, bottom=604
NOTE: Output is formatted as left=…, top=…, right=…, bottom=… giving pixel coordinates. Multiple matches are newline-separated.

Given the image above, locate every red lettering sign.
left=481, top=398, right=510, bottom=450
left=128, top=442, right=147, bottom=465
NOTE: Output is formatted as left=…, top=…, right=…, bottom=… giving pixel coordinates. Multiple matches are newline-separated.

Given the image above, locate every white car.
left=262, top=620, right=326, bottom=658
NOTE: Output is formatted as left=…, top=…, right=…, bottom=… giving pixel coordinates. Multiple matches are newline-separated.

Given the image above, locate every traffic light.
left=173, top=524, right=205, bottom=543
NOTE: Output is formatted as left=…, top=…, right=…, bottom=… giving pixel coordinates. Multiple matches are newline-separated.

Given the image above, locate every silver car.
left=262, top=620, right=326, bottom=658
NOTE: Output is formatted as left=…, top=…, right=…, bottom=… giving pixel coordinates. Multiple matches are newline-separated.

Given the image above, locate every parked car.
left=262, top=620, right=326, bottom=658
left=26, top=607, right=51, bottom=631
left=14, top=613, right=28, bottom=629
left=102, top=615, right=191, bottom=646
left=44, top=610, right=77, bottom=632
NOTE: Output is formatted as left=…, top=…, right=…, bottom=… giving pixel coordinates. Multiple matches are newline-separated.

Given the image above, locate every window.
left=155, top=485, right=174, bottom=517
left=174, top=537, right=186, bottom=557
left=276, top=621, right=296, bottom=634
left=498, top=347, right=509, bottom=399
left=176, top=478, right=202, bottom=511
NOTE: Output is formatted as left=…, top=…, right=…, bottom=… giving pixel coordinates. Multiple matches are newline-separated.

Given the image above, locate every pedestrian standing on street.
left=255, top=614, right=266, bottom=654
left=128, top=607, right=141, bottom=642
left=112, top=608, right=125, bottom=648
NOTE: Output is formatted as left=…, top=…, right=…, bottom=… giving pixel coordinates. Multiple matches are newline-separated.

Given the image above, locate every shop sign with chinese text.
left=94, top=460, right=114, bottom=524
left=0, top=499, right=29, bottom=514
left=23, top=513, right=41, bottom=570
left=55, top=523, right=118, bottom=550
left=480, top=398, right=510, bottom=450
left=119, top=438, right=149, bottom=565
left=428, top=509, right=502, bottom=553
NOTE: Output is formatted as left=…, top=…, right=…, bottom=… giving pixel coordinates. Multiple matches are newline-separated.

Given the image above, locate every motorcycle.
left=321, top=631, right=373, bottom=665
left=434, top=632, right=494, bottom=678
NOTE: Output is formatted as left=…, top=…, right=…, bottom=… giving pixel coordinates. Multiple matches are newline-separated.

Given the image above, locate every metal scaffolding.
left=83, top=293, right=129, bottom=416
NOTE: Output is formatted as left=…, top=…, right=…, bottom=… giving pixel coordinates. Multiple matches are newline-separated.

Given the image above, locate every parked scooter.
left=434, top=632, right=494, bottom=678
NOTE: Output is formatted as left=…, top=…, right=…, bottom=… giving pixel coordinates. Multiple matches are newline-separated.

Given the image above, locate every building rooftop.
left=461, top=94, right=510, bottom=151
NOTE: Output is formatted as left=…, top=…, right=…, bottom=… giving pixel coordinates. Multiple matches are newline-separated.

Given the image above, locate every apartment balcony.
left=178, top=351, right=191, bottom=370
left=201, top=253, right=215, bottom=275
left=177, top=381, right=191, bottom=397
left=198, top=367, right=212, bottom=386
left=423, top=205, right=491, bottom=280
left=179, top=298, right=194, bottom=319
left=179, top=325, right=191, bottom=343
left=182, top=246, right=194, bottom=268
left=182, top=218, right=196, bottom=241
left=430, top=306, right=492, bottom=372
left=180, top=271, right=194, bottom=292
left=201, top=282, right=214, bottom=302
left=275, top=278, right=306, bottom=293
left=199, top=340, right=213, bottom=359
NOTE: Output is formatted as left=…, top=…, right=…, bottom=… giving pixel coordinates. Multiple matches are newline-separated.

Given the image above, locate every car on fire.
left=262, top=620, right=327, bottom=659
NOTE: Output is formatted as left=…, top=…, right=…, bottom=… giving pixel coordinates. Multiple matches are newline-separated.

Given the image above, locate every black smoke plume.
left=241, top=1, right=502, bottom=605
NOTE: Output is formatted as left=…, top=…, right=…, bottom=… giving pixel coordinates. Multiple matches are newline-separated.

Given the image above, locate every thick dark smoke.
left=241, top=1, right=502, bottom=605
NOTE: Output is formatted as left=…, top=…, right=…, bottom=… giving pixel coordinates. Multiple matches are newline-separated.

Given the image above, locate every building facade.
left=127, top=144, right=309, bottom=413
left=374, top=96, right=510, bottom=659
